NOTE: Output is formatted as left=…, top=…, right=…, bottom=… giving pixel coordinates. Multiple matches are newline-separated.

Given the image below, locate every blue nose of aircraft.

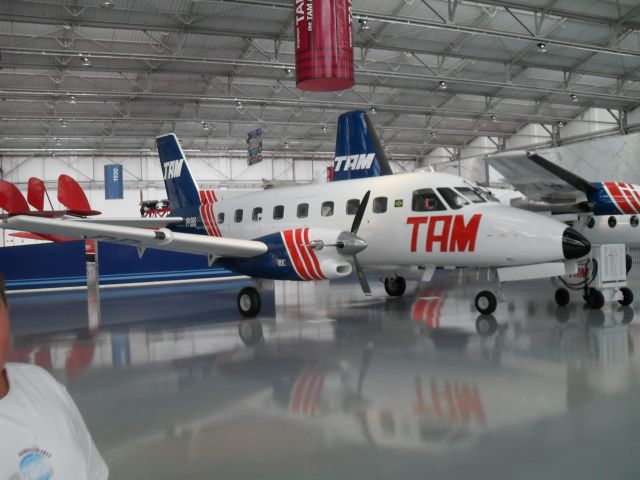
left=562, top=228, right=591, bottom=260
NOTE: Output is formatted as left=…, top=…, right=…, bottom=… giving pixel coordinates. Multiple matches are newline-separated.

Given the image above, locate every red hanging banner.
left=294, top=0, right=354, bottom=92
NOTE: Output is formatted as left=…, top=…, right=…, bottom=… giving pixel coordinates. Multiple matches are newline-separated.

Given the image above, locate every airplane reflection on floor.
left=6, top=269, right=640, bottom=479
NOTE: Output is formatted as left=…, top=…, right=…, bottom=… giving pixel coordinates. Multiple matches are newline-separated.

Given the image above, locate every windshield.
left=437, top=187, right=469, bottom=210
left=455, top=186, right=487, bottom=203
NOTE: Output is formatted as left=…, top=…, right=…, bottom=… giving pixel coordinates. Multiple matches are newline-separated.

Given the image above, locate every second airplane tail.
left=156, top=133, right=201, bottom=210
left=331, top=110, right=393, bottom=181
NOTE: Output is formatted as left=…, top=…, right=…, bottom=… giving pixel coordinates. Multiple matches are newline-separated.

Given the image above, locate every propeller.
left=338, top=190, right=371, bottom=295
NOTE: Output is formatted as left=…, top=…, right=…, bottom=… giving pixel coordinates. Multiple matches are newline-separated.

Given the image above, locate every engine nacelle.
left=217, top=227, right=352, bottom=281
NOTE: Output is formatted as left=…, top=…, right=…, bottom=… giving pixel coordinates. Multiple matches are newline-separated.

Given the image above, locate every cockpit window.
left=437, top=187, right=468, bottom=210
left=411, top=189, right=447, bottom=212
left=455, top=187, right=486, bottom=203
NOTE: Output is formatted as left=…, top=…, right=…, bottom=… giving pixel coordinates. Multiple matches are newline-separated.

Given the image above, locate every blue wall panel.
left=97, top=242, right=233, bottom=285
left=0, top=240, right=87, bottom=289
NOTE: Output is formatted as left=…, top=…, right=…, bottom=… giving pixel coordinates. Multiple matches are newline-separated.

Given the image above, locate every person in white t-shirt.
left=0, top=279, right=109, bottom=480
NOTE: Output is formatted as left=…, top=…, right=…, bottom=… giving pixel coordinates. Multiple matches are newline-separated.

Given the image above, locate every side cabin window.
left=456, top=187, right=486, bottom=203
left=234, top=209, right=243, bottom=223
left=437, top=187, right=468, bottom=210
left=321, top=201, right=334, bottom=217
left=252, top=207, right=262, bottom=221
left=273, top=205, right=284, bottom=220
left=346, top=199, right=360, bottom=215
left=218, top=212, right=225, bottom=224
left=412, top=189, right=446, bottom=212
left=297, top=203, right=309, bottom=218
left=372, top=197, right=387, bottom=213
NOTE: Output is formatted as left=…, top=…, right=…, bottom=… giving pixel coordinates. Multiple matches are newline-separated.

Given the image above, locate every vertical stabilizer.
left=58, top=174, right=91, bottom=211
left=27, top=178, right=47, bottom=211
left=156, top=134, right=201, bottom=209
left=0, top=180, right=29, bottom=213
left=331, top=110, right=393, bottom=181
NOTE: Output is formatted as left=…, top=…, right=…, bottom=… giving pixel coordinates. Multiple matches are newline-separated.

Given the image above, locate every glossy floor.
left=7, top=271, right=640, bottom=479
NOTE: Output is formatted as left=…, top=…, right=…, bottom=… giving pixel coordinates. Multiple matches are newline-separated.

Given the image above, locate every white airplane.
left=0, top=111, right=590, bottom=316
left=484, top=152, right=640, bottom=256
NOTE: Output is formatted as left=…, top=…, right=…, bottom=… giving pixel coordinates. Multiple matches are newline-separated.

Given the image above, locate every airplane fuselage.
left=169, top=172, right=575, bottom=280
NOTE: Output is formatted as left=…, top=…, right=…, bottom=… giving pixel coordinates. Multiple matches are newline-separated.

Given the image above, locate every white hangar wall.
left=423, top=106, right=640, bottom=183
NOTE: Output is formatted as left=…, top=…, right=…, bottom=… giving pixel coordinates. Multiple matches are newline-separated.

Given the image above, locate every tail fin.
left=27, top=177, right=47, bottom=211
left=330, top=110, right=393, bottom=182
left=0, top=180, right=30, bottom=213
left=58, top=175, right=91, bottom=211
left=156, top=134, right=201, bottom=210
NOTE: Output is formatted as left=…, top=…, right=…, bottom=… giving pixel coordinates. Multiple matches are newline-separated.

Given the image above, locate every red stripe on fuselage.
left=199, top=205, right=213, bottom=235
left=295, top=228, right=319, bottom=280
left=605, top=182, right=634, bottom=213
left=303, top=228, right=326, bottom=280
left=283, top=230, right=311, bottom=280
left=621, top=183, right=640, bottom=212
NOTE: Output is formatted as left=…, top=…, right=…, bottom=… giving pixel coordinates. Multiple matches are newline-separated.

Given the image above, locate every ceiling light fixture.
left=558, top=121, right=566, bottom=127
left=490, top=115, right=497, bottom=122
left=59, top=119, right=67, bottom=127
left=358, top=19, right=370, bottom=31
left=284, top=141, right=290, bottom=149
left=537, top=42, right=547, bottom=52
left=570, top=94, right=578, bottom=102
left=82, top=57, right=91, bottom=67
left=202, top=121, right=210, bottom=131
left=100, top=1, right=114, bottom=8
left=321, top=125, right=327, bottom=134
left=438, top=80, right=447, bottom=89
left=68, top=95, right=77, bottom=104
left=55, top=137, right=61, bottom=145
left=284, top=67, right=293, bottom=77
left=370, top=107, right=377, bottom=114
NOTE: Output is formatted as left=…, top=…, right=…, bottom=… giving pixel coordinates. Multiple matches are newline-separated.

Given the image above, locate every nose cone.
left=562, top=227, right=591, bottom=260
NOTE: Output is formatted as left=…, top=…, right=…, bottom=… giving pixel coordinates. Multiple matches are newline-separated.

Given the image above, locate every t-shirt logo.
left=18, top=449, right=53, bottom=480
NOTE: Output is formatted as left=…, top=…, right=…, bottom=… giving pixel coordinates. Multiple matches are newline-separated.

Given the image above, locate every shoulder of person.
left=6, top=363, right=65, bottom=391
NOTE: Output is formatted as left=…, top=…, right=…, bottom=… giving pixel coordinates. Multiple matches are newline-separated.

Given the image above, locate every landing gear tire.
left=475, top=291, right=497, bottom=315
left=384, top=276, right=407, bottom=297
left=238, top=319, right=263, bottom=346
left=585, top=288, right=605, bottom=309
left=619, top=287, right=634, bottom=307
left=554, top=288, right=570, bottom=307
left=237, top=286, right=261, bottom=317
left=626, top=254, right=633, bottom=274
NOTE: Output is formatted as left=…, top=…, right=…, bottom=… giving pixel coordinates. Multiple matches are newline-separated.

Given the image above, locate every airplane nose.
left=562, top=227, right=591, bottom=260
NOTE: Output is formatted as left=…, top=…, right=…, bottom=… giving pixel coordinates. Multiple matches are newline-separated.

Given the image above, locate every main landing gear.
left=384, top=276, right=407, bottom=297
left=553, top=286, right=633, bottom=309
left=237, top=286, right=261, bottom=317
left=475, top=291, right=498, bottom=315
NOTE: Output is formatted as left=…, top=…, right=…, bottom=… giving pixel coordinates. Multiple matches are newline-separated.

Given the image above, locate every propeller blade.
left=352, top=255, right=371, bottom=296
left=350, top=190, right=371, bottom=235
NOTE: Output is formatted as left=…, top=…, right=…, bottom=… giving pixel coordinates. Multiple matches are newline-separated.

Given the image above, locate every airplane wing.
left=1, top=215, right=267, bottom=259
left=484, top=151, right=598, bottom=202
left=69, top=217, right=184, bottom=228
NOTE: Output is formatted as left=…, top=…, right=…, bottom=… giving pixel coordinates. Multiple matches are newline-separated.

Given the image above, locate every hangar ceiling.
left=1, top=0, right=640, bottom=160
